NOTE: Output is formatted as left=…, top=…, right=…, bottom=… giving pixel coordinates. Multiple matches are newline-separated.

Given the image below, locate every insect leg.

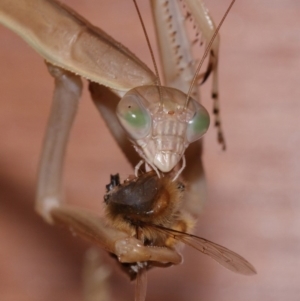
left=35, top=63, right=82, bottom=223
left=151, top=0, right=199, bottom=96
left=82, top=248, right=111, bottom=301
left=185, top=0, right=225, bottom=149
left=182, top=140, right=206, bottom=217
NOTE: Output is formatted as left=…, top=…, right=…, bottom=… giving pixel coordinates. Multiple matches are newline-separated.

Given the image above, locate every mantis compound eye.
left=186, top=102, right=210, bottom=143
left=117, top=92, right=151, bottom=140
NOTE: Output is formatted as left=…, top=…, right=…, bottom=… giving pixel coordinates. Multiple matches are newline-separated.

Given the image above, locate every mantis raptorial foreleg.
left=182, top=140, right=207, bottom=215
left=89, top=82, right=140, bottom=168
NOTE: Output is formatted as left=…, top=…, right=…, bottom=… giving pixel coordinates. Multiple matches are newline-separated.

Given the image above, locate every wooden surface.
left=0, top=0, right=300, bottom=300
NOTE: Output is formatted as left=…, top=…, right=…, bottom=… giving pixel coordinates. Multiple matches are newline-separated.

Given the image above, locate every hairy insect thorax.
left=103, top=172, right=192, bottom=246
left=117, top=86, right=210, bottom=172
left=104, top=172, right=182, bottom=225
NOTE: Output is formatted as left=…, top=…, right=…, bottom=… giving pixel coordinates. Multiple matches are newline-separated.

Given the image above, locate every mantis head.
left=117, top=85, right=209, bottom=172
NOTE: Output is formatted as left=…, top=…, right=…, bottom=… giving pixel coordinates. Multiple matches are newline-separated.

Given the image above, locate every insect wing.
left=153, top=226, right=256, bottom=276
left=179, top=234, right=257, bottom=275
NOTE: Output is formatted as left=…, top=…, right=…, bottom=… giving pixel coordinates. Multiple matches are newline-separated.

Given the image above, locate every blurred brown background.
left=0, top=0, right=300, bottom=300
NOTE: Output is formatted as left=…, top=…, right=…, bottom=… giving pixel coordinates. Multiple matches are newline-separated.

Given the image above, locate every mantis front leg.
left=89, top=82, right=140, bottom=168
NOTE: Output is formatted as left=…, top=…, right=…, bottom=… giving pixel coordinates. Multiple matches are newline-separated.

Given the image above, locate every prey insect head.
left=117, top=86, right=209, bottom=172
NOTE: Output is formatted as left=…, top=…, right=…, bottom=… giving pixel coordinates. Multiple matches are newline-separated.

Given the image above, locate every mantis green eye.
left=117, top=93, right=151, bottom=140
left=124, top=107, right=147, bottom=127
left=186, top=103, right=210, bottom=143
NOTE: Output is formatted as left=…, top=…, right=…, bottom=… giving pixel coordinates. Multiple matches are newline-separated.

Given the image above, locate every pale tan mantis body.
left=0, top=0, right=238, bottom=300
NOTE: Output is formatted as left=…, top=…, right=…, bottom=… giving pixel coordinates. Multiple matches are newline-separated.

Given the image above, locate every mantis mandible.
left=0, top=0, right=231, bottom=299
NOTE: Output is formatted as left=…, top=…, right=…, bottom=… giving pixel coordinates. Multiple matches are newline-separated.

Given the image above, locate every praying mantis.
left=0, top=0, right=255, bottom=300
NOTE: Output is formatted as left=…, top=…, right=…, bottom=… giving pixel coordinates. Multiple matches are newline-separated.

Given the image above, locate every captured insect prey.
left=103, top=171, right=257, bottom=282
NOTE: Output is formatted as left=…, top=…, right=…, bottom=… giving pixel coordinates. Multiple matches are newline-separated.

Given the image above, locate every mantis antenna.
left=132, top=0, right=163, bottom=106
left=185, top=0, right=236, bottom=107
